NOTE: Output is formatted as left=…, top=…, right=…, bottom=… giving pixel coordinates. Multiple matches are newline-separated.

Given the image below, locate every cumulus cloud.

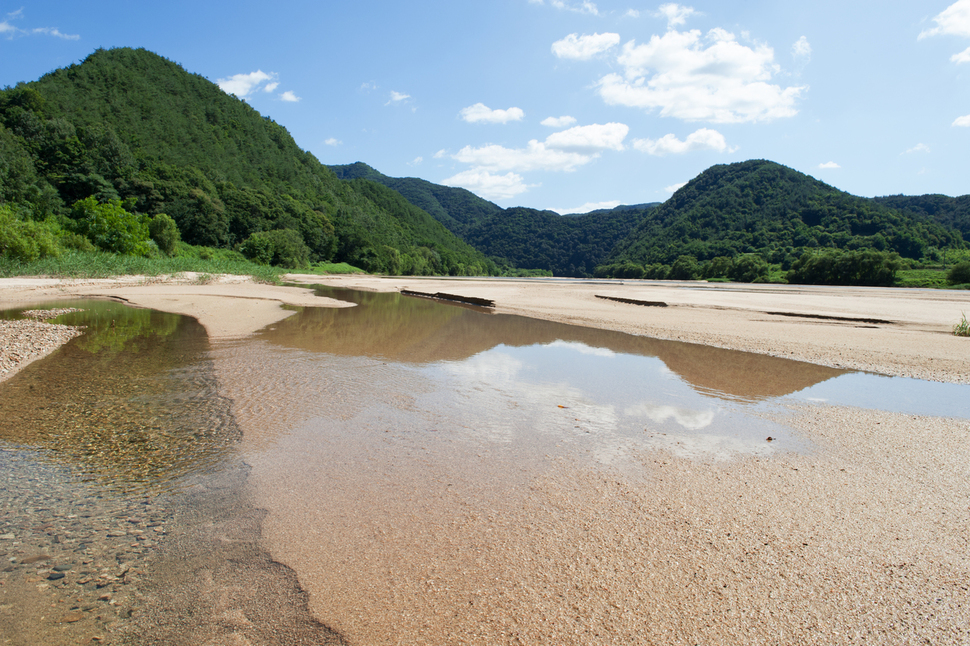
left=264, top=82, right=279, bottom=93
left=551, top=32, right=621, bottom=60
left=324, top=138, right=342, bottom=146
left=792, top=36, right=812, bottom=61
left=541, top=115, right=577, bottom=128
left=626, top=9, right=640, bottom=18
left=626, top=403, right=714, bottom=431
left=656, top=3, right=698, bottom=28
left=441, top=170, right=534, bottom=200
left=433, top=149, right=448, bottom=158
left=904, top=143, right=931, bottom=154
left=554, top=200, right=622, bottom=215
left=633, top=128, right=733, bottom=155
left=459, top=103, right=525, bottom=124
left=953, top=114, right=970, bottom=126
left=452, top=141, right=592, bottom=173
left=279, top=90, right=300, bottom=102
left=218, top=71, right=277, bottom=98
left=452, top=121, right=628, bottom=175
left=919, top=0, right=970, bottom=40
left=665, top=182, right=688, bottom=193
left=818, top=161, right=840, bottom=169
left=545, top=122, right=629, bottom=152
left=920, top=1, right=970, bottom=62
left=596, top=27, right=805, bottom=123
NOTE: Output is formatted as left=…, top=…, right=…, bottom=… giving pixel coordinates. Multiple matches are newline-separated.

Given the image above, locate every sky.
left=1, top=1, right=968, bottom=213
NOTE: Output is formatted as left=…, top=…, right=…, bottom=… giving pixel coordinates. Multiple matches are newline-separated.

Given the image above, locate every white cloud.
left=625, top=9, right=640, bottom=18
left=541, top=115, right=577, bottom=128
left=953, top=45, right=970, bottom=63
left=264, top=82, right=279, bottom=93
left=217, top=70, right=277, bottom=98
left=551, top=32, right=620, bottom=60
left=656, top=3, right=697, bottom=28
left=818, top=161, right=840, bottom=169
left=459, top=103, right=525, bottom=124
left=433, top=149, right=448, bottom=158
left=453, top=140, right=593, bottom=173
left=1, top=11, right=78, bottom=40
left=953, top=114, right=970, bottom=126
left=919, top=0, right=970, bottom=40
left=596, top=27, right=805, bottom=123
left=324, top=138, right=342, bottom=146
left=279, top=90, right=300, bottom=102
left=665, top=181, right=688, bottom=193
left=359, top=81, right=378, bottom=92
left=545, top=122, right=629, bottom=152
left=792, top=36, right=812, bottom=61
left=441, top=170, right=534, bottom=200
left=531, top=0, right=599, bottom=14
left=904, top=143, right=931, bottom=154
left=387, top=90, right=411, bottom=105
left=554, top=200, right=622, bottom=215
left=452, top=122, right=627, bottom=174
left=633, top=127, right=732, bottom=155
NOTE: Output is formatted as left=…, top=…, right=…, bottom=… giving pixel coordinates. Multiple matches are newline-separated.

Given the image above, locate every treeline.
left=0, top=48, right=496, bottom=275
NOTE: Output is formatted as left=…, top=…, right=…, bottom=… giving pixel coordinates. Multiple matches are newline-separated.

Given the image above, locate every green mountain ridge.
left=0, top=47, right=495, bottom=275
left=329, top=162, right=657, bottom=277
left=600, top=159, right=965, bottom=276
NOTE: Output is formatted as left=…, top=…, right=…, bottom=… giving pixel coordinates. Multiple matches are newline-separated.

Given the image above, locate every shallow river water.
left=2, top=288, right=968, bottom=644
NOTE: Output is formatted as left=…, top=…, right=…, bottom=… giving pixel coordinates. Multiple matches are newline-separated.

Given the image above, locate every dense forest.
left=0, top=48, right=496, bottom=275
left=597, top=160, right=966, bottom=282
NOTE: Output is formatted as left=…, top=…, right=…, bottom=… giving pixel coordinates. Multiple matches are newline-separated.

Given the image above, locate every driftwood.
left=595, top=295, right=668, bottom=307
left=401, top=290, right=495, bottom=308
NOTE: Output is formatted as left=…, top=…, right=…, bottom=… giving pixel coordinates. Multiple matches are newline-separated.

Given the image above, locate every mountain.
left=329, top=162, right=655, bottom=277
left=329, top=162, right=502, bottom=235
left=600, top=160, right=965, bottom=275
left=0, top=47, right=495, bottom=275
left=873, top=194, right=970, bottom=242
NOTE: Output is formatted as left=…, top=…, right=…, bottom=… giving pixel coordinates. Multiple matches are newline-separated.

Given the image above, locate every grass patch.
left=303, top=262, right=367, bottom=275
left=0, top=250, right=283, bottom=283
left=955, top=313, right=970, bottom=337
left=896, top=268, right=949, bottom=288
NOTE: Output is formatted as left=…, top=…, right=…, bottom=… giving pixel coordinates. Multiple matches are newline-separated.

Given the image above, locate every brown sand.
left=2, top=273, right=969, bottom=644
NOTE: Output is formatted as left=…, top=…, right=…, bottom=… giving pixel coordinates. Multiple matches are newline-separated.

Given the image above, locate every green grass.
left=301, top=262, right=367, bottom=275
left=895, top=268, right=950, bottom=288
left=955, top=313, right=970, bottom=337
left=0, top=250, right=283, bottom=283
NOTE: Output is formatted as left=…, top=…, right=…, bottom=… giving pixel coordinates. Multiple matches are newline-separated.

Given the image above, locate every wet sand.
left=2, top=274, right=969, bottom=644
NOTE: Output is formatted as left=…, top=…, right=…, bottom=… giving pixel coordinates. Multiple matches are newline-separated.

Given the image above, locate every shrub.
left=70, top=197, right=151, bottom=255
left=787, top=249, right=901, bottom=286
left=149, top=213, right=180, bottom=255
left=239, top=229, right=310, bottom=269
left=0, top=205, right=62, bottom=262
left=729, top=254, right=769, bottom=283
left=946, top=262, right=970, bottom=286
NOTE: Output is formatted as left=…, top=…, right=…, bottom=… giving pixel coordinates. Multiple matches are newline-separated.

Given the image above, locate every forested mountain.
left=329, top=162, right=502, bottom=236
left=330, top=162, right=655, bottom=277
left=463, top=205, right=654, bottom=277
left=873, top=194, right=970, bottom=242
left=0, top=47, right=495, bottom=274
left=599, top=160, right=965, bottom=277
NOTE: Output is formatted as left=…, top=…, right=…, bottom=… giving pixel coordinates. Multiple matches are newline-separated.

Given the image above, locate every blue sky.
left=2, top=1, right=968, bottom=213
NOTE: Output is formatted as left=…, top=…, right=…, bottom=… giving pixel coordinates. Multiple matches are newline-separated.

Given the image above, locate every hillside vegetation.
left=597, top=160, right=965, bottom=283
left=0, top=48, right=496, bottom=275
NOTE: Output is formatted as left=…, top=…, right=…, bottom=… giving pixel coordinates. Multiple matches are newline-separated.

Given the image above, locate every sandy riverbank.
left=2, top=273, right=968, bottom=384
left=1, top=274, right=969, bottom=644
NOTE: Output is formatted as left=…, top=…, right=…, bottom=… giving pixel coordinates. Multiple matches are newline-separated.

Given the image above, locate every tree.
left=149, top=213, right=180, bottom=255
left=70, top=196, right=150, bottom=255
